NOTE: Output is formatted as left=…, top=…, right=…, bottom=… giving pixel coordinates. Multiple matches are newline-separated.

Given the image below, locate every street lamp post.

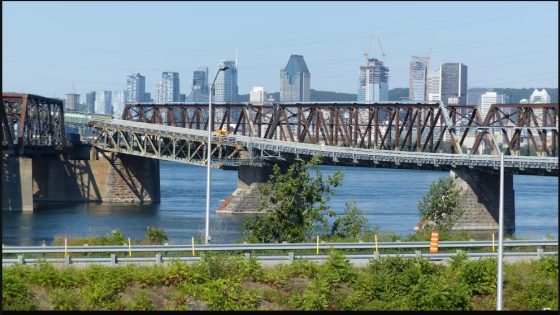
left=496, top=152, right=505, bottom=310
left=205, top=66, right=229, bottom=245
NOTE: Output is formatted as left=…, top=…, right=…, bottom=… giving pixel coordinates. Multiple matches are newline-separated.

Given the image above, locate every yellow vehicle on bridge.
left=214, top=129, right=229, bottom=137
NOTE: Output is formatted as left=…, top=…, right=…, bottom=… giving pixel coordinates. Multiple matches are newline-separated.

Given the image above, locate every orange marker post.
left=429, top=231, right=439, bottom=253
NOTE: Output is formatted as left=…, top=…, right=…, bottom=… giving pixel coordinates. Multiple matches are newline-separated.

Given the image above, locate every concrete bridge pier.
left=2, top=150, right=160, bottom=211
left=217, top=164, right=274, bottom=214
left=451, top=169, right=515, bottom=235
left=2, top=157, right=33, bottom=211
left=31, top=150, right=160, bottom=203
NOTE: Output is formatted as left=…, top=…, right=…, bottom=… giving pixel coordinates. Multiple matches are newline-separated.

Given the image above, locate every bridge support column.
left=2, top=157, right=33, bottom=211
left=31, top=150, right=160, bottom=203
left=217, top=164, right=274, bottom=213
left=450, top=169, right=515, bottom=235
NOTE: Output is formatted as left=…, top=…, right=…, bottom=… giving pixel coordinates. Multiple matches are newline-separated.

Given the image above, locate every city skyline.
left=3, top=1, right=558, bottom=98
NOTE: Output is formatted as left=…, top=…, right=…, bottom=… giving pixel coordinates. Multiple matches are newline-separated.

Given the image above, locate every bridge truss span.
left=121, top=102, right=558, bottom=157
left=92, top=119, right=558, bottom=175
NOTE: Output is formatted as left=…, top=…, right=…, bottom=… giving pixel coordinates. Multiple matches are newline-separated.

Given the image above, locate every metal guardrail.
left=3, top=240, right=556, bottom=266
left=2, top=240, right=557, bottom=254
left=2, top=251, right=557, bottom=266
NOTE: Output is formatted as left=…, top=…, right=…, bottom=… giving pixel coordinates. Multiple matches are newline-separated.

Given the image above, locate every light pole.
left=496, top=152, right=505, bottom=310
left=205, top=66, right=229, bottom=245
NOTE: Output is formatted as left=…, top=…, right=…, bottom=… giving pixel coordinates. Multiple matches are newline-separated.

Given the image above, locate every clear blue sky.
left=3, top=1, right=558, bottom=98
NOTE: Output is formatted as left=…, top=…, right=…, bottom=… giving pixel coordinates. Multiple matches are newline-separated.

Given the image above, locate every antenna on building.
left=235, top=45, right=238, bottom=68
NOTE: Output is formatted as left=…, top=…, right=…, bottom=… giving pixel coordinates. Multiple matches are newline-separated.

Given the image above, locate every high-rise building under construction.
left=357, top=57, right=389, bottom=103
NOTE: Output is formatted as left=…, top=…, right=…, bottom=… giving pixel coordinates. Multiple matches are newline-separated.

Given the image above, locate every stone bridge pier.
left=2, top=150, right=160, bottom=211
left=217, top=164, right=275, bottom=214
left=450, top=169, right=515, bottom=235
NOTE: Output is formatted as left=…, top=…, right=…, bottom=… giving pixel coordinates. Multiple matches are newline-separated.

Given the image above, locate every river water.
left=2, top=161, right=558, bottom=245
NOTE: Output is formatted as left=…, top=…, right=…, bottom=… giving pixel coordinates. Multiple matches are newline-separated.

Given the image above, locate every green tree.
left=243, top=156, right=343, bottom=243
left=417, top=177, right=462, bottom=231
left=330, top=200, right=371, bottom=240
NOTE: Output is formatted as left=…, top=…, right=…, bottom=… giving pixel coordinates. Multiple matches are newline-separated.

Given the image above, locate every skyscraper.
left=154, top=82, right=164, bottom=104
left=250, top=86, right=267, bottom=103
left=357, top=57, right=389, bottom=103
left=94, top=91, right=112, bottom=115
left=65, top=93, right=80, bottom=112
left=112, top=90, right=127, bottom=118
left=190, top=66, right=209, bottom=102
left=408, top=56, right=429, bottom=102
left=161, top=72, right=180, bottom=102
left=215, top=60, right=238, bottom=102
left=426, top=67, right=441, bottom=103
left=280, top=55, right=310, bottom=103
left=440, top=63, right=468, bottom=105
left=85, top=91, right=96, bottom=113
left=126, top=73, right=146, bottom=103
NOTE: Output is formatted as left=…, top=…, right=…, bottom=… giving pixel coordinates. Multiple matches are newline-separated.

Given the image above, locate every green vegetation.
left=243, top=157, right=377, bottom=243
left=417, top=176, right=462, bottom=232
left=2, top=253, right=557, bottom=310
left=244, top=156, right=345, bottom=243
left=52, top=227, right=169, bottom=246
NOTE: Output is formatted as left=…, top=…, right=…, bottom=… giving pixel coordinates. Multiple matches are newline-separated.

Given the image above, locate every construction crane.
left=376, top=36, right=386, bottom=60
left=363, top=35, right=374, bottom=63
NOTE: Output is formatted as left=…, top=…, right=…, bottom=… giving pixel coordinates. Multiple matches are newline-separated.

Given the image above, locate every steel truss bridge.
left=89, top=102, right=558, bottom=175
left=2, top=93, right=65, bottom=156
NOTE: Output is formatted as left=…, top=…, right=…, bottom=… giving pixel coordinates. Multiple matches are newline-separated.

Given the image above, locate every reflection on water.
left=2, top=162, right=558, bottom=245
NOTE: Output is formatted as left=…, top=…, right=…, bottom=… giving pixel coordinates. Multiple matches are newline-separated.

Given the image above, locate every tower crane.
left=363, top=35, right=374, bottom=63
left=376, top=36, right=386, bottom=60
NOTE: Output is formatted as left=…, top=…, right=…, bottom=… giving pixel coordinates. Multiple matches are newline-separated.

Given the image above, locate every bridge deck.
left=91, top=119, right=558, bottom=175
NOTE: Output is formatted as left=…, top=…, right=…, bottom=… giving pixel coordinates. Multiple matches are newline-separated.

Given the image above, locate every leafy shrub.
left=165, top=260, right=197, bottom=285
left=82, top=280, right=123, bottom=310
left=28, top=261, right=60, bottom=288
left=457, top=258, right=496, bottom=295
left=133, top=265, right=167, bottom=288
left=408, top=275, right=472, bottom=310
left=321, top=250, right=357, bottom=286
left=48, top=287, right=81, bottom=310
left=194, top=253, right=264, bottom=282
left=79, top=265, right=129, bottom=310
left=198, top=278, right=260, bottom=310
left=2, top=270, right=37, bottom=311
left=145, top=227, right=168, bottom=244
left=284, top=259, right=320, bottom=279
left=289, top=278, right=330, bottom=310
left=125, top=290, right=155, bottom=311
